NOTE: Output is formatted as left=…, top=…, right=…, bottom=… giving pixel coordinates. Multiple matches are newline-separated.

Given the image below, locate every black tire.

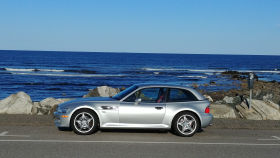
left=172, top=112, right=200, bottom=137
left=57, top=127, right=72, bottom=131
left=70, top=109, right=99, bottom=135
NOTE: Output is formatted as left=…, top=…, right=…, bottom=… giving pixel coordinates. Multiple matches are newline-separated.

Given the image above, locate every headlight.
left=57, top=107, right=68, bottom=113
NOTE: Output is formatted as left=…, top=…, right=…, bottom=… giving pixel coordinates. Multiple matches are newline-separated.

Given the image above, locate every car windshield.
left=112, top=85, right=138, bottom=100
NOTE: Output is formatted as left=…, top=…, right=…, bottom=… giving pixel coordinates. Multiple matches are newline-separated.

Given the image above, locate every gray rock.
left=204, top=95, right=213, bottom=102
left=265, top=100, right=279, bottom=110
left=83, top=86, right=120, bottom=98
left=40, top=97, right=63, bottom=108
left=263, top=94, right=273, bottom=102
left=236, top=99, right=280, bottom=120
left=210, top=104, right=237, bottom=119
left=31, top=102, right=40, bottom=115
left=223, top=96, right=234, bottom=104
left=222, top=96, right=242, bottom=106
left=0, top=92, right=33, bottom=114
left=34, top=98, right=72, bottom=115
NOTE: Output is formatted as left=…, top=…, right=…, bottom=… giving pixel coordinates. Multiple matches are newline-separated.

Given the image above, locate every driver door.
left=119, top=87, right=167, bottom=124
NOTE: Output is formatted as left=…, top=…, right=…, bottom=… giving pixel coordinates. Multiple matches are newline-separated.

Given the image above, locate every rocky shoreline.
left=0, top=71, right=279, bottom=121
left=200, top=71, right=280, bottom=120
left=0, top=86, right=120, bottom=115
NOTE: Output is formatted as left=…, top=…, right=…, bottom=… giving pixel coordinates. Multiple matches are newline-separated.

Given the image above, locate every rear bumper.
left=200, top=113, right=213, bottom=128
left=54, top=111, right=71, bottom=127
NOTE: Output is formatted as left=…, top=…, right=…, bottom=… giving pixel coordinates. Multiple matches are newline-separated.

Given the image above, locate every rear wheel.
left=70, top=109, right=98, bottom=135
left=172, top=112, right=200, bottom=137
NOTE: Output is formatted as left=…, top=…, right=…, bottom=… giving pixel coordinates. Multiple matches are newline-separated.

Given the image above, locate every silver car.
left=54, top=83, right=213, bottom=137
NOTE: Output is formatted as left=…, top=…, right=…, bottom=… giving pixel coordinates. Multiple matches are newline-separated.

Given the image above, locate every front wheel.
left=172, top=112, right=200, bottom=137
left=70, top=109, right=98, bottom=135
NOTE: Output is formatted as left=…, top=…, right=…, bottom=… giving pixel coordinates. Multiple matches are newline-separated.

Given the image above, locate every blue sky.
left=0, top=0, right=279, bottom=55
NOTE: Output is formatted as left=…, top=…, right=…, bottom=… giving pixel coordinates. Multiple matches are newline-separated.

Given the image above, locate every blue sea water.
left=0, top=50, right=279, bottom=101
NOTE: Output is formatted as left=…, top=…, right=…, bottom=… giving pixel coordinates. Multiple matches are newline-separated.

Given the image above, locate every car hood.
left=59, top=97, right=117, bottom=108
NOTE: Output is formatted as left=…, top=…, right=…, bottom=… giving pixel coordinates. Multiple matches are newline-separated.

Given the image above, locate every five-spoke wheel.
left=71, top=109, right=98, bottom=135
left=172, top=112, right=200, bottom=137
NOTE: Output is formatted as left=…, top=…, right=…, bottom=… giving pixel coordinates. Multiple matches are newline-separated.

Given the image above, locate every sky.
left=0, top=0, right=279, bottom=55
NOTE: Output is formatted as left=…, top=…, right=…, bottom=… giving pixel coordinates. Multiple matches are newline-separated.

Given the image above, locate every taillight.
left=205, top=107, right=210, bottom=113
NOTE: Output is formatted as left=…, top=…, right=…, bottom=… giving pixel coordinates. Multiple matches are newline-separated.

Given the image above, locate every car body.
left=54, top=83, right=213, bottom=136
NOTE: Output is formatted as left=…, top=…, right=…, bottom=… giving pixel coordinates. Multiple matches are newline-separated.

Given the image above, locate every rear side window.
left=167, top=88, right=198, bottom=102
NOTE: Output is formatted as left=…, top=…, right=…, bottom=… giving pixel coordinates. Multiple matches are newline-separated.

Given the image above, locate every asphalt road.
left=0, top=125, right=279, bottom=158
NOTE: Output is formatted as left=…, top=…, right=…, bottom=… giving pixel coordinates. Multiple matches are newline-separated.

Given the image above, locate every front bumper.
left=200, top=113, right=213, bottom=128
left=54, top=111, right=71, bottom=127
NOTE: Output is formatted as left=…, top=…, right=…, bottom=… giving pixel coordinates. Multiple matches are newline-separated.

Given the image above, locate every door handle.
left=155, top=107, right=163, bottom=110
left=101, top=106, right=113, bottom=110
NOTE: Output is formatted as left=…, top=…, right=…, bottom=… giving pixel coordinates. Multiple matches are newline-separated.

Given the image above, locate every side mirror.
left=135, top=98, right=142, bottom=105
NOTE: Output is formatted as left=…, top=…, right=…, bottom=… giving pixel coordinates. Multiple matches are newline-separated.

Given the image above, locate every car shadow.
left=100, top=128, right=204, bottom=134
left=57, top=127, right=205, bottom=135
left=100, top=128, right=169, bottom=134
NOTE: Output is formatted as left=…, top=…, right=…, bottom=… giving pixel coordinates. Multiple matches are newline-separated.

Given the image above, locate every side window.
left=124, top=88, right=167, bottom=103
left=138, top=88, right=160, bottom=103
left=124, top=93, right=136, bottom=102
left=124, top=90, right=140, bottom=102
left=167, top=88, right=198, bottom=102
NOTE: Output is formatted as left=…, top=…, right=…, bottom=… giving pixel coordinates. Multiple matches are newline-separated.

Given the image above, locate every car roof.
left=134, top=83, right=189, bottom=88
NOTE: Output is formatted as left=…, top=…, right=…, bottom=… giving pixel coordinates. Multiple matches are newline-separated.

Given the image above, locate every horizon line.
left=0, top=49, right=279, bottom=56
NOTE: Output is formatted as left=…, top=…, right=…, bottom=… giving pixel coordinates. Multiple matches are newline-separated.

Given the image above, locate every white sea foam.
left=142, top=67, right=225, bottom=73
left=204, top=73, right=214, bottom=75
left=142, top=68, right=189, bottom=71
left=5, top=68, right=64, bottom=72
left=11, top=72, right=125, bottom=77
left=5, top=68, right=34, bottom=72
left=239, top=70, right=280, bottom=74
left=143, top=67, right=280, bottom=74
left=39, top=69, right=64, bottom=72
left=178, top=75, right=208, bottom=79
left=258, top=70, right=280, bottom=73
left=187, top=69, right=224, bottom=73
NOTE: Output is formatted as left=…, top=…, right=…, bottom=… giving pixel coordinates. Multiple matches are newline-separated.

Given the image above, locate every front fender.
left=69, top=105, right=102, bottom=126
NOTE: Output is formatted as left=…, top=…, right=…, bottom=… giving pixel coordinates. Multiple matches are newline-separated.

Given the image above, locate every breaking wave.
left=3, top=68, right=96, bottom=74
left=4, top=68, right=64, bottom=72
left=239, top=70, right=280, bottom=74
left=141, top=67, right=280, bottom=74
left=142, top=68, right=189, bottom=71
left=10, top=72, right=125, bottom=77
left=142, top=67, right=225, bottom=73
left=20, top=82, right=91, bottom=86
left=177, top=75, right=208, bottom=79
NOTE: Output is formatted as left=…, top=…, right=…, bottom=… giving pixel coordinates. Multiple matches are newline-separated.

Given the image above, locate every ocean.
left=0, top=50, right=279, bottom=101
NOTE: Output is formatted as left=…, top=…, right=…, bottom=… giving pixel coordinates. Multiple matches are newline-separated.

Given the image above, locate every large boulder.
left=0, top=92, right=33, bottom=114
left=222, top=96, right=242, bottom=106
left=83, top=86, right=120, bottom=98
left=236, top=99, right=280, bottom=120
left=32, top=98, right=72, bottom=115
left=252, top=81, right=280, bottom=105
left=266, top=100, right=279, bottom=110
left=210, top=104, right=237, bottom=119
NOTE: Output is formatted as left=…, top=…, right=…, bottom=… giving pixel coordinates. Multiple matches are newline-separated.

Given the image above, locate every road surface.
left=0, top=125, right=279, bottom=158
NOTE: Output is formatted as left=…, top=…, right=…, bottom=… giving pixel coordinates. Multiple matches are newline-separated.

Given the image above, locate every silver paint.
left=54, top=84, right=213, bottom=131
